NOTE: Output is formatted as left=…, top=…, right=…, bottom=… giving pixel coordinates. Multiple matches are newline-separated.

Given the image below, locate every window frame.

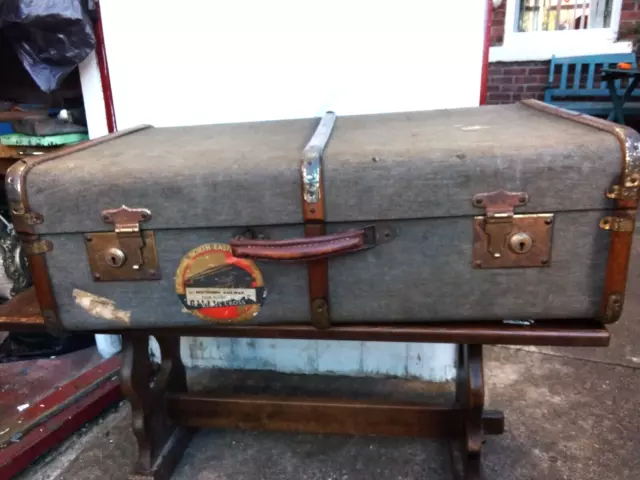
left=490, top=0, right=631, bottom=62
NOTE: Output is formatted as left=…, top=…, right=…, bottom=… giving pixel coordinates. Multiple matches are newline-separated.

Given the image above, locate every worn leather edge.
left=520, top=99, right=639, bottom=324
left=4, top=125, right=152, bottom=330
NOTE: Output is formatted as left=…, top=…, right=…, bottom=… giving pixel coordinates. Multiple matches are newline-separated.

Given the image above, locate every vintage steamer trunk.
left=4, top=100, right=638, bottom=479
left=5, top=100, right=638, bottom=331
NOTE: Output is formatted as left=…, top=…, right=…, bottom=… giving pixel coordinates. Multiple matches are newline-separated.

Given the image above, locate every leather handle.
left=230, top=229, right=370, bottom=261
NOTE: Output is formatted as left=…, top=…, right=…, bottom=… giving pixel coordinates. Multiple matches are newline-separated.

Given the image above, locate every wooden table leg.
left=121, top=334, right=193, bottom=480
left=455, top=344, right=504, bottom=480
left=605, top=75, right=626, bottom=124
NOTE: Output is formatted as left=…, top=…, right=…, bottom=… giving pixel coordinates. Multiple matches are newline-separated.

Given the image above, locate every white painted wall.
left=83, top=0, right=489, bottom=381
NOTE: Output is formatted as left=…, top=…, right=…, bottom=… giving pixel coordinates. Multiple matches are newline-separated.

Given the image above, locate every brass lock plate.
left=472, top=214, right=554, bottom=269
left=84, top=231, right=160, bottom=281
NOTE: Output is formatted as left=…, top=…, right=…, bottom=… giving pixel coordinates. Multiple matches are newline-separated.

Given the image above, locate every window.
left=490, top=0, right=630, bottom=62
left=517, top=0, right=613, bottom=32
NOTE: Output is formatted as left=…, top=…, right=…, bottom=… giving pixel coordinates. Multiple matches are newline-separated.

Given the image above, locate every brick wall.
left=487, top=61, right=548, bottom=104
left=486, top=0, right=640, bottom=105
left=490, top=1, right=506, bottom=47
left=619, top=0, right=640, bottom=43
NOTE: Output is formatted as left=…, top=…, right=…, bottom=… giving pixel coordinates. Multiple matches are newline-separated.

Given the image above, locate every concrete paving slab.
left=484, top=347, right=640, bottom=480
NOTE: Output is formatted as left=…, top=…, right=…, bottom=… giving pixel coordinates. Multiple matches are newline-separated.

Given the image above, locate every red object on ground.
left=0, top=348, right=122, bottom=479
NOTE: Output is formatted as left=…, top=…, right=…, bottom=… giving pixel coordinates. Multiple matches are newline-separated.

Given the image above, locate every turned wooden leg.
left=120, top=333, right=193, bottom=480
left=461, top=344, right=484, bottom=480
left=454, top=344, right=507, bottom=480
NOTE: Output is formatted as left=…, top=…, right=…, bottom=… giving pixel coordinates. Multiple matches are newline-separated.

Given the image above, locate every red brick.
left=531, top=75, right=550, bottom=84
left=487, top=93, right=514, bottom=103
left=621, top=11, right=640, bottom=21
left=512, top=76, right=527, bottom=84
left=488, top=75, right=514, bottom=85
left=487, top=85, right=501, bottom=93
left=525, top=84, right=545, bottom=93
left=527, top=66, right=548, bottom=75
left=500, top=84, right=526, bottom=93
left=503, top=67, right=528, bottom=75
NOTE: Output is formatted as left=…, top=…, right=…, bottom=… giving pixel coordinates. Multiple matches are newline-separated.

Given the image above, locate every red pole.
left=93, top=1, right=117, bottom=133
left=479, top=0, right=493, bottom=105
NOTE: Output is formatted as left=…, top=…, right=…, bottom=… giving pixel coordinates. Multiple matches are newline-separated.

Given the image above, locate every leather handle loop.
left=230, top=229, right=368, bottom=261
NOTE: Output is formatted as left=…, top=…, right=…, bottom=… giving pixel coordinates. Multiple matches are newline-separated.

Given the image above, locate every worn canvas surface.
left=27, top=102, right=619, bottom=233
left=21, top=102, right=622, bottom=330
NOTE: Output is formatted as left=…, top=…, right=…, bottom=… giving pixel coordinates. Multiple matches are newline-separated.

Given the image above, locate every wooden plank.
left=0, top=377, right=121, bottom=480
left=151, top=320, right=610, bottom=347
left=167, top=393, right=463, bottom=438
left=0, top=287, right=45, bottom=331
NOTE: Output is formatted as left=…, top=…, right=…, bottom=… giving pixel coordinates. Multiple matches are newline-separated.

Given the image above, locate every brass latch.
left=84, top=205, right=160, bottom=282
left=472, top=190, right=554, bottom=269
left=472, top=190, right=528, bottom=258
left=101, top=206, right=151, bottom=270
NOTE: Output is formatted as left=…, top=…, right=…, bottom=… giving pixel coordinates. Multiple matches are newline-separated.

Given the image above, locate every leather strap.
left=300, top=112, right=336, bottom=329
left=230, top=229, right=368, bottom=261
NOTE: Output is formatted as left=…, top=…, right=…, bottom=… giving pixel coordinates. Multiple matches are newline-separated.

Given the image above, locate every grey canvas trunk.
left=17, top=101, right=627, bottom=331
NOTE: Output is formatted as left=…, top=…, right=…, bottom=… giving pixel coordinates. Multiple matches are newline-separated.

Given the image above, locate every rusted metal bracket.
left=84, top=205, right=160, bottom=282
left=301, top=111, right=336, bottom=221
left=600, top=215, right=636, bottom=232
left=22, top=239, right=53, bottom=255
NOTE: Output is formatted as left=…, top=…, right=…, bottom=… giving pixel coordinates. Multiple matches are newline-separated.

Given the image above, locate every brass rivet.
left=309, top=207, right=316, bottom=214
left=545, top=218, right=553, bottom=225
left=519, top=195, right=527, bottom=204
left=102, top=214, right=110, bottom=222
left=93, top=273, right=101, bottom=280
left=84, top=234, right=93, bottom=242
left=630, top=173, right=640, bottom=185
left=474, top=198, right=483, bottom=206
left=474, top=260, right=483, bottom=268
left=541, top=257, right=549, bottom=265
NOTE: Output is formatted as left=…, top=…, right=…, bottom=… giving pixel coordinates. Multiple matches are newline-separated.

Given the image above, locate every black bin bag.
left=0, top=0, right=97, bottom=93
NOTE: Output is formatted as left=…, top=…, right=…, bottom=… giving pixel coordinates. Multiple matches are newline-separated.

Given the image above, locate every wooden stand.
left=120, top=321, right=609, bottom=480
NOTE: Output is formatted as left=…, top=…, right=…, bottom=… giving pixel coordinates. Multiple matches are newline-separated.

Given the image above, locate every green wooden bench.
left=544, top=53, right=640, bottom=117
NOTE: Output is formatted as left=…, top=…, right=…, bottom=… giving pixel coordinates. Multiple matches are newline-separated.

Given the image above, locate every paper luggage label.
left=175, top=243, right=266, bottom=323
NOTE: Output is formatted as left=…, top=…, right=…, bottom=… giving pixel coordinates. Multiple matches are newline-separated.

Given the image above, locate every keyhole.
left=509, top=233, right=532, bottom=254
left=104, top=248, right=126, bottom=268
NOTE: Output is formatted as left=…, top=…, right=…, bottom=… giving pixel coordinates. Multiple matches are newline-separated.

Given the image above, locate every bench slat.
left=546, top=53, right=640, bottom=117
left=586, top=62, right=596, bottom=90
left=573, top=63, right=582, bottom=89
